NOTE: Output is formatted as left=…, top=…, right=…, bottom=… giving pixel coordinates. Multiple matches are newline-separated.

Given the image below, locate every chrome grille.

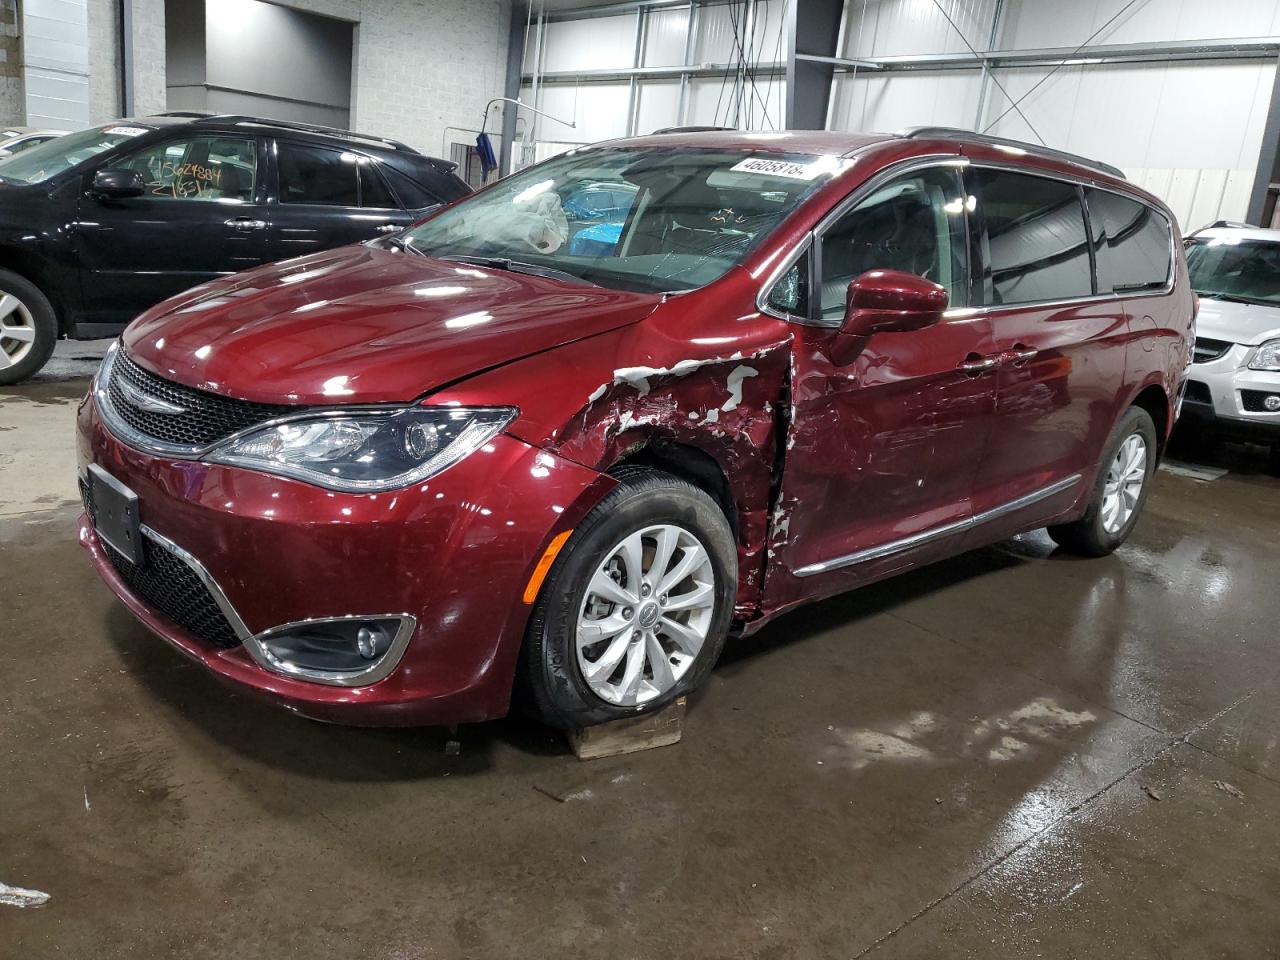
left=81, top=477, right=242, bottom=649
left=108, top=350, right=294, bottom=449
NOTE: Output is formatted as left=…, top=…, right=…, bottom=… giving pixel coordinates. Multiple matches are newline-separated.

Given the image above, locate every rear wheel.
left=1049, top=407, right=1157, bottom=557
left=520, top=468, right=736, bottom=729
left=0, top=269, right=57, bottom=385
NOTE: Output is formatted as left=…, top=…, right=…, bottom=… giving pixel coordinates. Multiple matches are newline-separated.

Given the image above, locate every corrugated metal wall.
left=830, top=0, right=1280, bottom=229
left=521, top=0, right=786, bottom=163
left=523, top=0, right=1278, bottom=228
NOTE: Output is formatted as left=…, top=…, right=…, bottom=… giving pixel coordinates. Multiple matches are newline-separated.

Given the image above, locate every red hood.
left=123, top=245, right=661, bottom=405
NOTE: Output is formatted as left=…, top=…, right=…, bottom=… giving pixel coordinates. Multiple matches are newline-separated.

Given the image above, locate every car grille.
left=1193, top=337, right=1232, bottom=363
left=1183, top=380, right=1212, bottom=405
left=1241, top=390, right=1280, bottom=413
left=108, top=349, right=295, bottom=449
left=80, top=477, right=242, bottom=649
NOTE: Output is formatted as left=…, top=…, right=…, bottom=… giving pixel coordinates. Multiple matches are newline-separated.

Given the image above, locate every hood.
left=123, top=245, right=662, bottom=405
left=1195, top=297, right=1280, bottom=347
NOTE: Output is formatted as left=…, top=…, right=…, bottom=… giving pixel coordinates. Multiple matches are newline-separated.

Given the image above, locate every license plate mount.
left=88, top=464, right=142, bottom=565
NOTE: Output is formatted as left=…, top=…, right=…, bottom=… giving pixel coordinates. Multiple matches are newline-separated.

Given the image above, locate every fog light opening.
left=1264, top=395, right=1280, bottom=412
left=249, top=615, right=415, bottom=686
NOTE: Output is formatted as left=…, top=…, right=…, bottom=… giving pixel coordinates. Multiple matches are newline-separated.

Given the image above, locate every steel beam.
left=785, top=0, right=845, bottom=130
left=1247, top=53, right=1280, bottom=225
left=523, top=62, right=786, bottom=84
left=817, top=36, right=1280, bottom=74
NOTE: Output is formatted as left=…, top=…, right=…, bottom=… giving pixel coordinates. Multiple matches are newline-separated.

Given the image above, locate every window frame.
left=760, top=155, right=977, bottom=327
left=758, top=155, right=1178, bottom=327
left=965, top=159, right=1177, bottom=312
left=107, top=133, right=265, bottom=205
left=270, top=137, right=401, bottom=210
left=1083, top=186, right=1175, bottom=295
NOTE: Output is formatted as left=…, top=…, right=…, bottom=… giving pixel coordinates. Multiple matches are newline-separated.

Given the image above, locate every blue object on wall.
left=475, top=133, right=498, bottom=180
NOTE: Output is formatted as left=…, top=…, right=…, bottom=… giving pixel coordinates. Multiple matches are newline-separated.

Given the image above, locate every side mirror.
left=841, top=269, right=948, bottom=339
left=91, top=168, right=146, bottom=200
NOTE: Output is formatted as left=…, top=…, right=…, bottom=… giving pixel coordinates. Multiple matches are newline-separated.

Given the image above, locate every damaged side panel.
left=434, top=290, right=796, bottom=621
left=556, top=346, right=789, bottom=617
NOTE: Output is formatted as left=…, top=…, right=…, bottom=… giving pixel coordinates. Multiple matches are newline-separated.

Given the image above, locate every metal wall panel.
left=831, top=67, right=984, bottom=132
left=643, top=5, right=691, bottom=67
left=1001, top=0, right=1280, bottom=49
left=22, top=0, right=90, bottom=128
left=841, top=0, right=1001, bottom=59
left=542, top=12, right=639, bottom=73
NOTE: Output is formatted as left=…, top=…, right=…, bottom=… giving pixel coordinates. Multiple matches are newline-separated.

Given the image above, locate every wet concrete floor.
left=2, top=363, right=1279, bottom=957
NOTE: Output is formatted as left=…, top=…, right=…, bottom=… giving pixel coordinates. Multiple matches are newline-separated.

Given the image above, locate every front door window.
left=117, top=136, right=258, bottom=202
left=819, top=167, right=970, bottom=321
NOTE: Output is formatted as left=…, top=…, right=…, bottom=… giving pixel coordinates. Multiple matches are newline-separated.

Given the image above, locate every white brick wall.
left=79, top=0, right=511, bottom=159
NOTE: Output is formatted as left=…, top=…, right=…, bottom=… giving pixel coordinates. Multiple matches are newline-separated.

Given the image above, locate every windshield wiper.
left=1196, top=291, right=1271, bottom=306
left=1114, top=280, right=1166, bottom=292
left=438, top=254, right=600, bottom=287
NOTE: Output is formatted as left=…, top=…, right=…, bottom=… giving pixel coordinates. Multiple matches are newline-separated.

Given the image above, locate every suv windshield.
left=0, top=123, right=153, bottom=184
left=1186, top=237, right=1280, bottom=307
left=402, top=147, right=848, bottom=294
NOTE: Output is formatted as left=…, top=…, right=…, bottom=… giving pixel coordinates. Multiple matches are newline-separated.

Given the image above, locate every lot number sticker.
left=730, top=156, right=838, bottom=180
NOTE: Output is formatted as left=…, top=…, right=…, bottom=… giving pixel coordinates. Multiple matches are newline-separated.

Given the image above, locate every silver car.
left=0, top=127, right=68, bottom=159
left=1182, top=223, right=1280, bottom=467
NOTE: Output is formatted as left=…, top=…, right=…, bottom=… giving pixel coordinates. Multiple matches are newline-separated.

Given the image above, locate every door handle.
left=958, top=353, right=1001, bottom=375
left=225, top=218, right=267, bottom=231
left=377, top=224, right=401, bottom=234
left=1002, top=344, right=1038, bottom=366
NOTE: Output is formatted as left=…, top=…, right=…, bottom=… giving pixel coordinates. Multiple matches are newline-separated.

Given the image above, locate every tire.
left=1269, top=443, right=1280, bottom=478
left=520, top=467, right=737, bottom=730
left=1048, top=407, right=1157, bottom=557
left=0, top=269, right=58, bottom=385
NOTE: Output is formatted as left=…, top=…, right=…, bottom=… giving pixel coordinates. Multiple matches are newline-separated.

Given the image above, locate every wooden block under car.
left=568, top=696, right=686, bottom=760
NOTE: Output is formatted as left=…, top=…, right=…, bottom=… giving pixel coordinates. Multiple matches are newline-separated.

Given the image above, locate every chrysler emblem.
left=117, top=378, right=186, bottom=415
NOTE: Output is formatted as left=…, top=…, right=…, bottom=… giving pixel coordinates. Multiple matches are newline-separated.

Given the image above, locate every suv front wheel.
left=0, top=269, right=57, bottom=385
left=520, top=467, right=737, bottom=730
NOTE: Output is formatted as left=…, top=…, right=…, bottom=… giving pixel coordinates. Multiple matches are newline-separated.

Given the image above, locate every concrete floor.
left=3, top=348, right=1280, bottom=958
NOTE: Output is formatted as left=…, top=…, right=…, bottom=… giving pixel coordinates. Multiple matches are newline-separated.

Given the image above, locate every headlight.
left=207, top=406, right=517, bottom=492
left=1249, top=339, right=1280, bottom=372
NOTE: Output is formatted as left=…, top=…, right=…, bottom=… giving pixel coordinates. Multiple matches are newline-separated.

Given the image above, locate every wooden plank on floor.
left=568, top=696, right=686, bottom=760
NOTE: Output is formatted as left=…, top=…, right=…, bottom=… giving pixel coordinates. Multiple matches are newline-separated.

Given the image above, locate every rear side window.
left=1086, top=189, right=1171, bottom=291
left=382, top=165, right=440, bottom=210
left=970, top=169, right=1093, bottom=305
left=359, top=161, right=398, bottom=208
left=277, top=142, right=359, bottom=206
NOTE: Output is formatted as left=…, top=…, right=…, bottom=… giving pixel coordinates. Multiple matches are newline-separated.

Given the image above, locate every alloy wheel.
left=1101, top=433, right=1148, bottom=534
left=575, top=523, right=716, bottom=706
left=0, top=290, right=37, bottom=369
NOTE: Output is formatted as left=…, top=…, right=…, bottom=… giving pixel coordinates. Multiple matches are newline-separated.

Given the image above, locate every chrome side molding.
left=793, top=474, right=1083, bottom=577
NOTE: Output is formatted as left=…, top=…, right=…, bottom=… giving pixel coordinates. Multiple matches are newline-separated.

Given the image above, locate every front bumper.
left=77, top=392, right=611, bottom=725
left=1182, top=345, right=1280, bottom=442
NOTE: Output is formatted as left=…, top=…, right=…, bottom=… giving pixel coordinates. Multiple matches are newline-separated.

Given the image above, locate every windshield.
left=0, top=123, right=153, bottom=184
left=1186, top=237, right=1280, bottom=307
left=402, top=147, right=849, bottom=294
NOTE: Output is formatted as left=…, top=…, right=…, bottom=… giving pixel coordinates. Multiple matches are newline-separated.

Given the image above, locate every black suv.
left=0, top=113, right=471, bottom=383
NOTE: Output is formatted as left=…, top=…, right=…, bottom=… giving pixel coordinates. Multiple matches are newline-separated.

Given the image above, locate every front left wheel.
left=520, top=467, right=737, bottom=730
left=0, top=269, right=57, bottom=386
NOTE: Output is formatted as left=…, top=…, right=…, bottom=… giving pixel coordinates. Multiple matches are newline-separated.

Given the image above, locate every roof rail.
left=154, top=110, right=218, bottom=118
left=192, top=114, right=421, bottom=155
left=652, top=125, right=735, bottom=134
left=896, top=126, right=1126, bottom=180
left=1200, top=219, right=1251, bottom=230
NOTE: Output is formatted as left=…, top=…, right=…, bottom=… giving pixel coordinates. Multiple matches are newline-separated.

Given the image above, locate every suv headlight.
left=207, top=406, right=517, bottom=492
left=1249, top=339, right=1280, bottom=372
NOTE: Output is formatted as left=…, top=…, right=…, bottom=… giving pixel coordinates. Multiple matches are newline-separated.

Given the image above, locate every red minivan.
left=77, top=128, right=1193, bottom=728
